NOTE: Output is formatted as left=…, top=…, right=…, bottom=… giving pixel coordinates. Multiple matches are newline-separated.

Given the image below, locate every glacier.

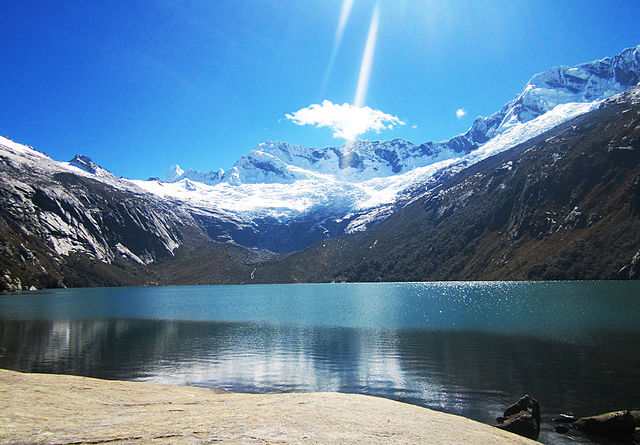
left=131, top=100, right=596, bottom=223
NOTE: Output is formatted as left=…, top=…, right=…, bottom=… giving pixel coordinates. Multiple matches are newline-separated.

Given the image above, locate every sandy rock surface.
left=0, top=369, right=537, bottom=444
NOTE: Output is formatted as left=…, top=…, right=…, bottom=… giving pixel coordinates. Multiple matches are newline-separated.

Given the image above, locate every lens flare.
left=354, top=3, right=380, bottom=107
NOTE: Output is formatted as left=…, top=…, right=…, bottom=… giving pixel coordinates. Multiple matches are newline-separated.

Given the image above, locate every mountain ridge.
left=160, top=45, right=640, bottom=187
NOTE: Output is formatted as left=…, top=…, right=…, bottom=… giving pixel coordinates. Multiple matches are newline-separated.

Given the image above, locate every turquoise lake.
left=1, top=281, right=639, bottom=444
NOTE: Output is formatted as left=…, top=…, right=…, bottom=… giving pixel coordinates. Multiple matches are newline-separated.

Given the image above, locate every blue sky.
left=2, top=0, right=640, bottom=179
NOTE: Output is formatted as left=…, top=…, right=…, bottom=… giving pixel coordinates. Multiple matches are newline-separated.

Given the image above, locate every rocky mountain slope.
left=0, top=137, right=271, bottom=291
left=247, top=86, right=640, bottom=282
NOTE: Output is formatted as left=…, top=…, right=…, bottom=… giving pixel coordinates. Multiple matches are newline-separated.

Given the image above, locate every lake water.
left=1, top=281, right=639, bottom=444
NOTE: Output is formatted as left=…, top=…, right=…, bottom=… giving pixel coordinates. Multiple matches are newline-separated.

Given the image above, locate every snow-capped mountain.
left=131, top=45, right=640, bottom=244
left=262, top=84, right=640, bottom=282
left=2, top=46, right=640, bottom=289
left=164, top=164, right=225, bottom=184
left=0, top=136, right=188, bottom=264
left=159, top=46, right=640, bottom=186
left=0, top=135, right=276, bottom=290
left=451, top=45, right=640, bottom=150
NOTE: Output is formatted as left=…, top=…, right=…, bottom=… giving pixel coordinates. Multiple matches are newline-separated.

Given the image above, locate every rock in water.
left=552, top=414, right=577, bottom=423
left=573, top=410, right=635, bottom=438
left=495, top=395, right=541, bottom=440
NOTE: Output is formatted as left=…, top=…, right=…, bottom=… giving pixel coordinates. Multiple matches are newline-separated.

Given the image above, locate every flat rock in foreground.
left=0, top=369, right=537, bottom=444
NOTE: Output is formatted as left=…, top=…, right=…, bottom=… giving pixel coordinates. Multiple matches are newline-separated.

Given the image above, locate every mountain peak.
left=452, top=44, right=640, bottom=153
left=164, top=164, right=184, bottom=182
left=69, top=155, right=98, bottom=174
left=68, top=154, right=114, bottom=178
left=162, top=163, right=224, bottom=186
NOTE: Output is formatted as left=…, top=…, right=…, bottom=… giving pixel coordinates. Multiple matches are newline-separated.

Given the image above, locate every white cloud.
left=286, top=100, right=405, bottom=140
left=456, top=108, right=467, bottom=119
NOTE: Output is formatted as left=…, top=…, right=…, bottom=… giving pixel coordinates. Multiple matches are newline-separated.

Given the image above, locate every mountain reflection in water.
left=2, top=319, right=639, bottom=438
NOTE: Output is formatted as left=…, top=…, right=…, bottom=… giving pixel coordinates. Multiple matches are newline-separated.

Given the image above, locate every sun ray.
left=320, top=0, right=355, bottom=97
left=336, top=0, right=355, bottom=42
left=354, top=3, right=380, bottom=107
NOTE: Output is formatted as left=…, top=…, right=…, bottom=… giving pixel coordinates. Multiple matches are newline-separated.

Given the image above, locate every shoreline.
left=0, top=369, right=537, bottom=444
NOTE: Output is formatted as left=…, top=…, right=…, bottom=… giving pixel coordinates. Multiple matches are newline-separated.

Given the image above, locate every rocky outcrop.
left=553, top=409, right=640, bottom=440
left=573, top=410, right=636, bottom=438
left=495, top=395, right=541, bottom=440
left=618, top=248, right=640, bottom=279
left=0, top=369, right=538, bottom=445
left=552, top=414, right=577, bottom=423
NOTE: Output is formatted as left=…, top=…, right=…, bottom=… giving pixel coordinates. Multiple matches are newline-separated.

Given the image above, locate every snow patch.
left=115, top=243, right=146, bottom=265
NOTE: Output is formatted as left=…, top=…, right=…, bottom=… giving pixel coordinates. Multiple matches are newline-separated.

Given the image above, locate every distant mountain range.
left=132, top=45, right=640, bottom=251
left=1, top=46, right=639, bottom=290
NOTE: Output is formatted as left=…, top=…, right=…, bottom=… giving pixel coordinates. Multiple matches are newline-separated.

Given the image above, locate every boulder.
left=573, top=410, right=635, bottom=438
left=554, top=425, right=569, bottom=434
left=628, top=249, right=640, bottom=279
left=495, top=394, right=541, bottom=440
left=631, top=410, right=640, bottom=427
left=552, top=414, right=577, bottom=423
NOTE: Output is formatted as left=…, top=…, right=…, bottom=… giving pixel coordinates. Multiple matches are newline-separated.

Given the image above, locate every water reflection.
left=2, top=319, right=639, bottom=431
